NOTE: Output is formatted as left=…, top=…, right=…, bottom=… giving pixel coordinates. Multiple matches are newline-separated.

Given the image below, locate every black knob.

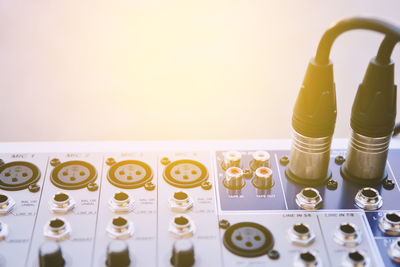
left=39, top=242, right=65, bottom=267
left=106, top=240, right=131, bottom=267
left=171, top=239, right=195, bottom=267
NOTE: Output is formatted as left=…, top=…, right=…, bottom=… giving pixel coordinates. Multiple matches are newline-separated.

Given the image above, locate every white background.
left=0, top=0, right=399, bottom=142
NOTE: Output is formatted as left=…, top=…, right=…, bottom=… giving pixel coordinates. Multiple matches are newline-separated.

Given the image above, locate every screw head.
left=335, top=155, right=345, bottom=165
left=326, top=179, right=338, bottom=190
left=50, top=158, right=61, bottom=167
left=144, top=181, right=155, bottom=191
left=268, top=250, right=280, bottom=260
left=28, top=183, right=40, bottom=193
left=383, top=178, right=395, bottom=190
left=160, top=157, right=171, bottom=166
left=280, top=156, right=289, bottom=165
left=201, top=181, right=212, bottom=190
left=219, top=219, right=230, bottom=229
left=87, top=182, right=99, bottom=191
left=105, top=158, right=116, bottom=166
left=243, top=169, right=253, bottom=179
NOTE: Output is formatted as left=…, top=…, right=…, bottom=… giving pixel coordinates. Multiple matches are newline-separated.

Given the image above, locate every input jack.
left=108, top=191, right=134, bottom=213
left=379, top=211, right=400, bottom=236
left=354, top=187, right=382, bottom=210
left=168, top=191, right=193, bottom=213
left=250, top=151, right=270, bottom=170
left=222, top=151, right=242, bottom=170
left=169, top=215, right=195, bottom=238
left=49, top=192, right=75, bottom=214
left=223, top=167, right=245, bottom=197
left=342, top=250, right=369, bottom=267
left=43, top=218, right=71, bottom=241
left=288, top=223, right=315, bottom=246
left=294, top=250, right=320, bottom=267
left=0, top=221, right=8, bottom=240
left=106, top=216, right=134, bottom=240
left=333, top=223, right=361, bottom=247
left=295, top=188, right=323, bottom=210
left=388, top=238, right=400, bottom=263
left=0, top=194, right=15, bottom=215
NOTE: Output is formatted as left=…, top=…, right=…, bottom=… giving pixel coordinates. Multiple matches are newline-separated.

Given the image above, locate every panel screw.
left=0, top=159, right=4, bottom=166
left=219, top=219, right=230, bottom=229
left=144, top=181, right=155, bottom=191
left=383, top=178, right=395, bottom=190
left=28, top=183, right=40, bottom=193
left=201, top=181, right=212, bottom=190
left=106, top=158, right=116, bottom=166
left=280, top=156, right=289, bottom=165
left=87, top=182, right=98, bottom=191
left=243, top=169, right=253, bottom=179
left=50, top=158, right=61, bottom=167
left=326, top=179, right=338, bottom=190
left=335, top=155, right=345, bottom=165
left=268, top=250, right=280, bottom=260
left=160, top=157, right=171, bottom=165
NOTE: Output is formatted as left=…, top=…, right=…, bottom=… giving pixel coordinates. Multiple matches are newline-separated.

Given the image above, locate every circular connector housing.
left=163, top=160, right=208, bottom=188
left=0, top=194, right=15, bottom=215
left=0, top=221, right=9, bottom=240
left=49, top=192, right=76, bottom=214
left=222, top=151, right=242, bottom=170
left=252, top=167, right=274, bottom=189
left=288, top=223, right=315, bottom=246
left=51, top=161, right=97, bottom=190
left=223, top=222, right=274, bottom=258
left=379, top=212, right=400, bottom=236
left=294, top=251, right=320, bottom=267
left=106, top=216, right=134, bottom=240
left=354, top=187, right=382, bottom=210
left=43, top=218, right=71, bottom=241
left=333, top=223, right=361, bottom=247
left=296, top=188, right=323, bottom=210
left=107, top=160, right=153, bottom=189
left=342, top=250, right=369, bottom=267
left=0, top=161, right=40, bottom=191
left=388, top=238, right=400, bottom=263
left=168, top=191, right=194, bottom=213
left=250, top=151, right=270, bottom=170
left=169, top=215, right=196, bottom=238
left=108, top=191, right=134, bottom=213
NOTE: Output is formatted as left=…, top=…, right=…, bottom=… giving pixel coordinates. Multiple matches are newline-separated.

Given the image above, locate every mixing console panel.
left=0, top=140, right=399, bottom=267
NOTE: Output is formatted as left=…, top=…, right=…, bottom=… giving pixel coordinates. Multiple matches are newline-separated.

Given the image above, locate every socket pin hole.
left=245, top=242, right=253, bottom=247
left=173, top=192, right=188, bottom=200
left=0, top=194, right=8, bottom=203
left=135, top=171, right=141, bottom=175
left=302, top=189, right=317, bottom=198
left=340, top=224, right=355, bottom=234
left=54, top=193, right=69, bottom=202
left=119, top=171, right=125, bottom=175
left=235, top=235, right=243, bottom=241
left=300, top=252, right=316, bottom=263
left=49, top=219, right=65, bottom=228
left=294, top=224, right=309, bottom=234
left=348, top=251, right=364, bottom=263
left=12, top=178, right=17, bottom=182
left=79, top=171, right=85, bottom=176
left=4, top=173, right=10, bottom=177
left=254, top=235, right=261, bottom=241
left=70, top=177, right=76, bottom=181
left=361, top=188, right=377, bottom=198
left=174, top=216, right=189, bottom=226
left=183, top=175, right=189, bottom=180
left=114, top=192, right=129, bottom=201
left=386, top=213, right=400, bottom=223
left=127, top=176, right=133, bottom=180
left=112, top=217, right=127, bottom=227
left=22, top=173, right=28, bottom=177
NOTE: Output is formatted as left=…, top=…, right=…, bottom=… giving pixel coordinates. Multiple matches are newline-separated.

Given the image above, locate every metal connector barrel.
left=286, top=131, right=332, bottom=185
left=341, top=131, right=390, bottom=184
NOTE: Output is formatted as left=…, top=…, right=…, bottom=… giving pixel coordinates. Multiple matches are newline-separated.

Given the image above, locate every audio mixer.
left=0, top=139, right=399, bottom=267
left=2, top=15, right=400, bottom=267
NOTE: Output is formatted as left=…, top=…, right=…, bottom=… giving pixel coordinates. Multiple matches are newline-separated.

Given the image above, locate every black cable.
left=376, top=36, right=398, bottom=64
left=315, top=17, right=400, bottom=65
